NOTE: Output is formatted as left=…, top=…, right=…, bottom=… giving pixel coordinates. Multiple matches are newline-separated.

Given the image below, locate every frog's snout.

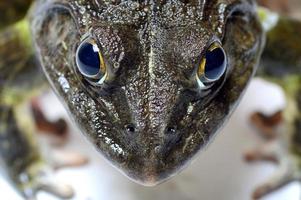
left=117, top=103, right=199, bottom=186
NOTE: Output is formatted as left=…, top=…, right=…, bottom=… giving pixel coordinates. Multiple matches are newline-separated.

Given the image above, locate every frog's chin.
left=132, top=176, right=173, bottom=187
left=122, top=167, right=184, bottom=187
left=120, top=150, right=202, bottom=187
left=109, top=141, right=205, bottom=187
left=127, top=173, right=168, bottom=187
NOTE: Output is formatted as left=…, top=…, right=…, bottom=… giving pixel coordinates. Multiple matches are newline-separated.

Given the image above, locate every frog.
left=0, top=0, right=300, bottom=200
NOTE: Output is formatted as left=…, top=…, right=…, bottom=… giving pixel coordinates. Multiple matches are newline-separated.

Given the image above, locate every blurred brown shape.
left=31, top=98, right=69, bottom=140
left=250, top=111, right=283, bottom=140
left=257, top=0, right=289, bottom=13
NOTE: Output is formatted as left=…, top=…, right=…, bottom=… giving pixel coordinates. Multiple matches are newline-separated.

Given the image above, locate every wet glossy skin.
left=30, top=0, right=264, bottom=185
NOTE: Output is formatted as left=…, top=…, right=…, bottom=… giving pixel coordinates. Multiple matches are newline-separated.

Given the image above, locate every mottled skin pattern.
left=30, top=0, right=264, bottom=185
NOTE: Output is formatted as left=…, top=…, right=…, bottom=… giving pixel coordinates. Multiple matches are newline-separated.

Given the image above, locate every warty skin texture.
left=30, top=0, right=264, bottom=185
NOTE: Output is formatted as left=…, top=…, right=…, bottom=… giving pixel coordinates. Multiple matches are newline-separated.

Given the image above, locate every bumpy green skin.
left=30, top=0, right=264, bottom=185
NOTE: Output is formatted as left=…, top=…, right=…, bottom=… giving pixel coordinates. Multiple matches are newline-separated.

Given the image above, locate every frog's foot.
left=245, top=141, right=279, bottom=164
left=17, top=150, right=88, bottom=199
left=31, top=99, right=68, bottom=145
left=17, top=163, right=74, bottom=200
left=22, top=179, right=74, bottom=200
left=251, top=156, right=299, bottom=199
left=245, top=140, right=300, bottom=199
left=50, top=149, right=89, bottom=170
left=249, top=111, right=283, bottom=139
left=245, top=110, right=300, bottom=199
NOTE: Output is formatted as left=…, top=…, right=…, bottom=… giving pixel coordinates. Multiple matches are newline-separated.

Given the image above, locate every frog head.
left=31, top=0, right=264, bottom=185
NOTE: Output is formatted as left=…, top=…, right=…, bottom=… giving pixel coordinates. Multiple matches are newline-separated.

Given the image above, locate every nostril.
left=125, top=124, right=136, bottom=133
left=166, top=126, right=177, bottom=134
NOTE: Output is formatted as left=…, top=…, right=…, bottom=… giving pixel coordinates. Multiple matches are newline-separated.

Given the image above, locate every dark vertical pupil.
left=205, top=48, right=226, bottom=80
left=77, top=42, right=100, bottom=76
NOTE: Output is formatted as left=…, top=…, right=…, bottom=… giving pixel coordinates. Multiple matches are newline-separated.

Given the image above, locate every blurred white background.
left=0, top=78, right=300, bottom=200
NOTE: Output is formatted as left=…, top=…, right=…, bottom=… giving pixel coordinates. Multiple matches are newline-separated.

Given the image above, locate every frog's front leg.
left=0, top=20, right=87, bottom=199
left=249, top=111, right=283, bottom=140
left=0, top=105, right=74, bottom=199
left=245, top=111, right=300, bottom=199
left=31, top=98, right=68, bottom=142
left=252, top=160, right=298, bottom=199
left=245, top=10, right=301, bottom=199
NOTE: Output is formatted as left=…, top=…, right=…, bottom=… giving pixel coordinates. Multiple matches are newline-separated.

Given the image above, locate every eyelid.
left=80, top=32, right=91, bottom=41
left=208, top=42, right=221, bottom=51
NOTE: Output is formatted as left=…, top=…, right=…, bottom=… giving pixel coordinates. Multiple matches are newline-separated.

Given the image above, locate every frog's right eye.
left=196, top=42, right=227, bottom=89
left=76, top=38, right=107, bottom=84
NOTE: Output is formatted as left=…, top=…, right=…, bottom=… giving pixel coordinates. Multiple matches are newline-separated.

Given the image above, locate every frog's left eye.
left=197, top=42, right=227, bottom=88
left=76, top=38, right=107, bottom=84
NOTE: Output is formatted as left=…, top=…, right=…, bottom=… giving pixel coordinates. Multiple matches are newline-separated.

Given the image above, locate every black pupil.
left=204, top=47, right=226, bottom=80
left=77, top=42, right=101, bottom=76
